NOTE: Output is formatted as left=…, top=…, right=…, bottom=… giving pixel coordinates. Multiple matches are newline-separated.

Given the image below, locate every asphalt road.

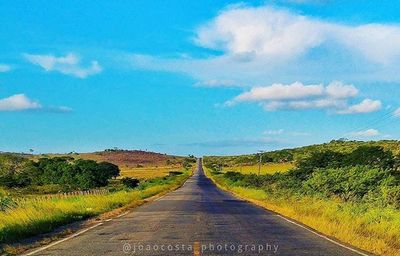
left=32, top=159, right=364, bottom=256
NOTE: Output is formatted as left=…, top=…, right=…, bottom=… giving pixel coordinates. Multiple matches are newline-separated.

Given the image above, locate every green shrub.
left=303, top=166, right=392, bottom=201
left=223, top=171, right=244, bottom=183
left=121, top=177, right=140, bottom=188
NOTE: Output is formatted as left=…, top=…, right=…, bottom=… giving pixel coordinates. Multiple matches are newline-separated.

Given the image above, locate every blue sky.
left=1, top=0, right=400, bottom=156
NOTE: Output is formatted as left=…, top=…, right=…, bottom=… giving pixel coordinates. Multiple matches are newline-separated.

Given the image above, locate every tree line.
left=0, top=155, right=119, bottom=189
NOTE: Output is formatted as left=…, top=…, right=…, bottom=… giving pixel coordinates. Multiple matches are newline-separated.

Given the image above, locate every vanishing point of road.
left=30, top=159, right=366, bottom=256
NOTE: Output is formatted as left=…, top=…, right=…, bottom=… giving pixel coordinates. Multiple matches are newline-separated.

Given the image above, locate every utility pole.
left=258, top=150, right=265, bottom=175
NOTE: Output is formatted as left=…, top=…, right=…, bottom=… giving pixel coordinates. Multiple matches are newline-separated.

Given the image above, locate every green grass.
left=205, top=168, right=400, bottom=256
left=0, top=171, right=190, bottom=246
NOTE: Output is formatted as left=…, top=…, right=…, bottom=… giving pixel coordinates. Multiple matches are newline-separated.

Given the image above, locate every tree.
left=345, top=146, right=394, bottom=169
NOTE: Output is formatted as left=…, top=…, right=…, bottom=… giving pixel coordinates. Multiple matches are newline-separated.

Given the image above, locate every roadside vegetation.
left=204, top=141, right=400, bottom=255
left=218, top=162, right=293, bottom=175
left=0, top=152, right=195, bottom=251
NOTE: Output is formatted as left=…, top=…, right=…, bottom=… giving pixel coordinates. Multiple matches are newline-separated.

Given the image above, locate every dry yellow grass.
left=224, top=162, right=294, bottom=175
left=120, top=166, right=182, bottom=179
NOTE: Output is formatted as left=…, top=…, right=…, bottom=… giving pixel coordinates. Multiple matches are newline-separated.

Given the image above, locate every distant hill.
left=7, top=149, right=186, bottom=168
left=205, top=140, right=400, bottom=166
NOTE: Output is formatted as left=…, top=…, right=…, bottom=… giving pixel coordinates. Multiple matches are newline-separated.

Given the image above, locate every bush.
left=224, top=171, right=244, bottom=183
left=0, top=189, right=17, bottom=211
left=121, top=177, right=140, bottom=188
left=303, top=166, right=392, bottom=201
left=183, top=156, right=196, bottom=169
left=169, top=171, right=183, bottom=176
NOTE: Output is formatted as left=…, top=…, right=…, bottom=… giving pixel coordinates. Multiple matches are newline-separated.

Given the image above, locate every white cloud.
left=227, top=81, right=380, bottom=114
left=0, top=64, right=11, bottom=72
left=0, top=94, right=41, bottom=111
left=349, top=129, right=380, bottom=137
left=128, top=5, right=400, bottom=84
left=0, top=94, right=72, bottom=112
left=234, top=82, right=324, bottom=102
left=25, top=53, right=102, bottom=78
left=337, top=99, right=382, bottom=114
left=325, top=81, right=358, bottom=99
left=195, top=6, right=400, bottom=64
left=195, top=6, right=325, bottom=60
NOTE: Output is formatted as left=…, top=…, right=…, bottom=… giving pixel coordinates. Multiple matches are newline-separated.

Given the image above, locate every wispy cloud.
left=263, top=129, right=310, bottom=136
left=348, top=129, right=380, bottom=137
left=183, top=137, right=284, bottom=148
left=263, top=129, right=284, bottom=135
left=194, top=79, right=240, bottom=87
left=225, top=81, right=380, bottom=114
left=0, top=64, right=11, bottom=72
left=0, top=94, right=72, bottom=113
left=25, top=53, right=102, bottom=78
left=393, top=107, right=400, bottom=117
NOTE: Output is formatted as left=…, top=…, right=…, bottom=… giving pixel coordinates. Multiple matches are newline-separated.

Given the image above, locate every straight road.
left=31, top=159, right=364, bottom=256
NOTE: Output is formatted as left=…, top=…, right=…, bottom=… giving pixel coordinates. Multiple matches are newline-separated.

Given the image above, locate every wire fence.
left=12, top=188, right=110, bottom=205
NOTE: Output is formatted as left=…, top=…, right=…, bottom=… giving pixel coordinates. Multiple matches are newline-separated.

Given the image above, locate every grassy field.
left=120, top=166, right=182, bottom=179
left=223, top=163, right=294, bottom=175
left=205, top=168, right=400, bottom=256
left=0, top=170, right=191, bottom=250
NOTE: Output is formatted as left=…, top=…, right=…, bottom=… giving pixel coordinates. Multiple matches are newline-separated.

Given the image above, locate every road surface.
left=31, top=159, right=364, bottom=256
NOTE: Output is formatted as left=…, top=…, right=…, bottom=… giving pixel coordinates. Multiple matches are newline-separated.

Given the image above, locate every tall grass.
left=0, top=173, right=189, bottom=245
left=206, top=168, right=400, bottom=256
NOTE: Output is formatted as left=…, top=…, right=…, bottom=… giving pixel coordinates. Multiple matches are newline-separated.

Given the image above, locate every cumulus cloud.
left=325, top=81, right=358, bottom=99
left=226, top=81, right=377, bottom=114
left=195, top=6, right=400, bottom=64
left=349, top=129, right=380, bottom=137
left=0, top=94, right=41, bottom=111
left=0, top=64, right=11, bottom=72
left=233, top=82, right=324, bottom=102
left=337, top=99, right=382, bottom=114
left=25, top=53, right=102, bottom=78
left=0, top=94, right=71, bottom=112
left=128, top=5, right=400, bottom=84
